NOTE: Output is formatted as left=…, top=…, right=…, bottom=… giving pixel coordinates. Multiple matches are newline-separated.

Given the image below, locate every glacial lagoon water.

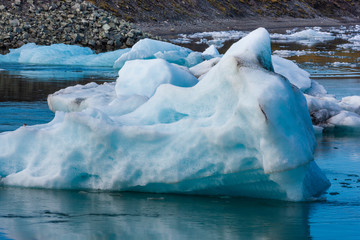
left=0, top=27, right=360, bottom=239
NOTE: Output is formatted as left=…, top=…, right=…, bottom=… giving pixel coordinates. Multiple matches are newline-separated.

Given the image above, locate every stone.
left=9, top=19, right=20, bottom=27
left=102, top=24, right=111, bottom=31
left=0, top=0, right=150, bottom=52
left=72, top=3, right=81, bottom=12
left=125, top=37, right=135, bottom=46
left=88, top=40, right=95, bottom=46
left=107, top=40, right=114, bottom=46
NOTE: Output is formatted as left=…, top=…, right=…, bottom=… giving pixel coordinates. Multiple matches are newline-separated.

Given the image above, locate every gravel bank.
left=0, top=0, right=155, bottom=53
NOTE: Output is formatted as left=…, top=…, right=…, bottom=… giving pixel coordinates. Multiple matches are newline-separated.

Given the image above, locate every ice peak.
left=224, top=27, right=274, bottom=72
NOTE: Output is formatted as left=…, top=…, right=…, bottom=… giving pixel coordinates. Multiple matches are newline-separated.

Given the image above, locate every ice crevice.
left=0, top=28, right=332, bottom=201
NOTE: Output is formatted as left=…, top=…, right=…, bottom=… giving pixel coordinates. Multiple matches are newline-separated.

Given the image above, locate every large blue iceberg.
left=0, top=28, right=330, bottom=201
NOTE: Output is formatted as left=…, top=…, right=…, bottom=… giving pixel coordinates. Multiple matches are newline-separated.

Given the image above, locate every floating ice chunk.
left=48, top=82, right=117, bottom=113
left=271, top=28, right=335, bottom=46
left=313, top=125, right=324, bottom=135
left=305, top=93, right=360, bottom=130
left=0, top=43, right=130, bottom=67
left=304, top=80, right=327, bottom=97
left=113, top=38, right=196, bottom=69
left=190, top=57, right=221, bottom=80
left=288, top=29, right=334, bottom=40
left=0, top=28, right=330, bottom=201
left=338, top=34, right=360, bottom=51
left=172, top=30, right=247, bottom=48
left=0, top=43, right=40, bottom=63
left=272, top=55, right=311, bottom=91
left=327, top=111, right=360, bottom=129
left=305, top=94, right=341, bottom=115
left=115, top=59, right=198, bottom=98
left=332, top=62, right=358, bottom=68
left=183, top=51, right=204, bottom=67
left=202, top=45, right=220, bottom=60
left=273, top=50, right=312, bottom=58
left=340, top=96, right=360, bottom=114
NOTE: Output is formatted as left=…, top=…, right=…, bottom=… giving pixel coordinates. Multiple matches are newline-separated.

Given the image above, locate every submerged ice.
left=0, top=28, right=333, bottom=201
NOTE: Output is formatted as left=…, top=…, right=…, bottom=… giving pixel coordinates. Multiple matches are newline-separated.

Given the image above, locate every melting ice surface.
left=0, top=28, right=336, bottom=201
left=172, top=25, right=360, bottom=51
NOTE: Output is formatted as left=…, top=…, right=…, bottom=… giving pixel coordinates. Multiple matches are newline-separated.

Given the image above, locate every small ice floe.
left=171, top=30, right=247, bottom=48
left=270, top=27, right=336, bottom=46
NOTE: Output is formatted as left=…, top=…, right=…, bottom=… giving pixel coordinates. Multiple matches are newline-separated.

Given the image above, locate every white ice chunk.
left=190, top=57, right=221, bottom=80
left=304, top=80, right=328, bottom=97
left=202, top=45, right=220, bottom=60
left=172, top=30, right=247, bottom=48
left=305, top=94, right=360, bottom=129
left=327, top=111, right=360, bottom=129
left=272, top=55, right=312, bottom=91
left=340, top=96, right=360, bottom=114
left=115, top=59, right=198, bottom=98
left=305, top=94, right=341, bottom=115
left=48, top=82, right=117, bottom=113
left=113, top=38, right=196, bottom=69
left=271, top=28, right=335, bottom=46
left=273, top=50, right=313, bottom=58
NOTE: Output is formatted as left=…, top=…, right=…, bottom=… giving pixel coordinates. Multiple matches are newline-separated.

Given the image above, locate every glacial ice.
left=0, top=28, right=332, bottom=201
left=171, top=26, right=360, bottom=54
left=271, top=28, right=336, bottom=46
left=115, top=59, right=198, bottom=98
left=172, top=30, right=247, bottom=48
left=202, top=45, right=221, bottom=59
left=0, top=39, right=209, bottom=69
left=48, top=82, right=117, bottom=113
left=0, top=43, right=130, bottom=67
left=113, top=38, right=202, bottom=69
left=272, top=55, right=311, bottom=91
left=306, top=94, right=360, bottom=131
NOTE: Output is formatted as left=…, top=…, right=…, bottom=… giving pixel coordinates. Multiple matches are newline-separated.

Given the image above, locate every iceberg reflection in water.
left=0, top=187, right=311, bottom=240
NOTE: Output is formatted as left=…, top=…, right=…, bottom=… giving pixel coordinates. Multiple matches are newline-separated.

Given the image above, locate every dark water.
left=0, top=63, right=117, bottom=132
left=0, top=188, right=313, bottom=240
left=0, top=32, right=360, bottom=239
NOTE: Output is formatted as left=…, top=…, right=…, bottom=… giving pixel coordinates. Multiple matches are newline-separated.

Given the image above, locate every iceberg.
left=0, top=39, right=206, bottom=69
left=0, top=28, right=330, bottom=201
left=0, top=43, right=130, bottom=67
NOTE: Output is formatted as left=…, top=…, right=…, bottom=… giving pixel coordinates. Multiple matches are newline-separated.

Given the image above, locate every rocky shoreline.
left=1, top=0, right=359, bottom=54
left=0, top=0, right=155, bottom=53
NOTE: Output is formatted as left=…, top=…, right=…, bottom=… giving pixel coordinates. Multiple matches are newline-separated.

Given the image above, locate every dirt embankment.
left=1, top=0, right=359, bottom=52
left=88, top=0, right=360, bottom=36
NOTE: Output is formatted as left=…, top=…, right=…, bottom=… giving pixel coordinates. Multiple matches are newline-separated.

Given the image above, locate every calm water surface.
left=0, top=33, right=360, bottom=239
